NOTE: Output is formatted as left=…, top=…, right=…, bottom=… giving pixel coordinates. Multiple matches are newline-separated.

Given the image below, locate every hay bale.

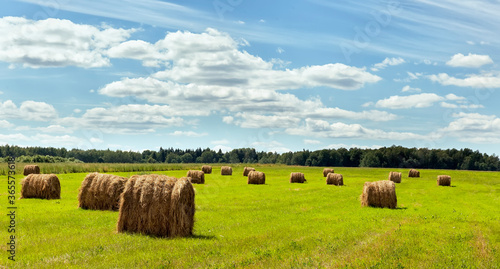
left=247, top=171, right=265, bottom=184
left=186, top=170, right=205, bottom=184
left=388, top=172, right=402, bottom=183
left=360, top=180, right=397, bottom=209
left=408, top=169, right=420, bottom=177
left=243, top=167, right=255, bottom=176
left=326, top=173, right=344, bottom=186
left=78, top=173, right=128, bottom=211
left=323, top=168, right=334, bottom=177
left=290, top=172, right=306, bottom=183
left=20, top=174, right=60, bottom=199
left=221, top=166, right=232, bottom=176
left=201, top=165, right=212, bottom=174
left=437, top=175, right=451, bottom=186
left=23, top=165, right=40, bottom=176
left=116, top=174, right=195, bottom=237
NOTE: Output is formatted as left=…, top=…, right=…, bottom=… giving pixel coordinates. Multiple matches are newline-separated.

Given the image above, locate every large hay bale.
left=116, top=174, right=195, bottom=237
left=437, top=175, right=451, bottom=186
left=326, top=173, right=344, bottom=186
left=388, top=172, right=402, bottom=183
left=186, top=170, right=205, bottom=184
left=408, top=169, right=420, bottom=178
left=247, top=171, right=265, bottom=185
left=21, top=174, right=60, bottom=200
left=23, top=165, right=40, bottom=176
left=323, top=168, right=334, bottom=177
left=78, top=173, right=128, bottom=211
left=360, top=180, right=397, bottom=209
left=201, top=165, right=212, bottom=174
left=221, top=166, right=232, bottom=176
left=243, top=167, right=255, bottom=176
left=290, top=172, right=306, bottom=183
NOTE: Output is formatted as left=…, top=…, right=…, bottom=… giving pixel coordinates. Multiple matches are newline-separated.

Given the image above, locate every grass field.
left=1, top=165, right=499, bottom=268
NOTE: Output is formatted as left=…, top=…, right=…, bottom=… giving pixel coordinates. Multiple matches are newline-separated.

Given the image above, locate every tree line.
left=0, top=144, right=499, bottom=171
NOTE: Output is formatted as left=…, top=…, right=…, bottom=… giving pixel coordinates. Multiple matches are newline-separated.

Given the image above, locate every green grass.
left=1, top=166, right=499, bottom=268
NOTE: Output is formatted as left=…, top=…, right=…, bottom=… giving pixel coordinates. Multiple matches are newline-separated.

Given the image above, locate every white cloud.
left=429, top=72, right=500, bottom=88
left=286, top=119, right=426, bottom=140
left=440, top=102, right=458, bottom=108
left=0, top=100, right=58, bottom=121
left=222, top=116, right=234, bottom=124
left=213, top=145, right=232, bottom=153
left=401, top=85, right=422, bottom=93
left=437, top=113, right=500, bottom=143
left=466, top=41, right=475, bottom=45
left=371, top=57, right=405, bottom=71
left=73, top=109, right=82, bottom=114
left=446, top=53, right=493, bottom=68
left=0, top=120, right=13, bottom=128
left=0, top=17, right=134, bottom=68
left=277, top=47, right=285, bottom=54
left=304, top=139, right=321, bottom=145
left=374, top=93, right=444, bottom=109
left=445, top=93, right=466, bottom=101
left=38, top=125, right=74, bottom=133
left=169, top=131, right=208, bottom=137
left=56, top=104, right=185, bottom=134
left=394, top=72, right=423, bottom=82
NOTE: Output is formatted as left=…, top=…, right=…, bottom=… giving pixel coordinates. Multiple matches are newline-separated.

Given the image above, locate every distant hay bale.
left=360, top=180, right=397, bottom=209
left=201, top=165, right=212, bottom=174
left=116, top=174, right=195, bottom=237
left=326, top=173, right=344, bottom=186
left=21, top=174, right=60, bottom=200
left=186, top=170, right=205, bottom=184
left=388, top=172, right=402, bottom=183
left=290, top=172, right=306, bottom=183
left=247, top=171, right=265, bottom=185
left=78, top=173, right=128, bottom=211
left=437, top=175, right=451, bottom=186
left=408, top=169, right=420, bottom=178
left=221, top=166, right=232, bottom=176
left=243, top=167, right=255, bottom=176
left=23, top=165, right=40, bottom=176
left=323, top=168, right=334, bottom=177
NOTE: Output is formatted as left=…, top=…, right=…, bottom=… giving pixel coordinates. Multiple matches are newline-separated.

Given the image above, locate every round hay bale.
left=169, top=177, right=196, bottom=237
left=116, top=174, right=195, bottom=237
left=290, top=172, right=306, bottom=183
left=323, top=168, right=334, bottom=177
left=201, top=165, right=212, bottom=174
left=326, top=173, right=344, bottom=186
left=78, top=172, right=128, bottom=211
left=360, top=180, right=397, bottom=209
left=388, top=172, right=402, bottom=183
left=23, top=165, right=40, bottom=176
left=243, top=167, right=255, bottom=176
left=186, top=170, right=205, bottom=184
left=21, top=174, right=60, bottom=200
left=437, top=175, right=451, bottom=186
left=408, top=169, right=420, bottom=178
left=221, top=166, right=232, bottom=176
left=247, top=171, right=265, bottom=185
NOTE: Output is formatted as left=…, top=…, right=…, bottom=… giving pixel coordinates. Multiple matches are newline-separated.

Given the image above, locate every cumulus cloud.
left=401, top=85, right=422, bottom=93
left=371, top=57, right=405, bottom=71
left=429, top=72, right=500, bottom=88
left=304, top=139, right=321, bottom=145
left=437, top=113, right=500, bottom=143
left=325, top=143, right=382, bottom=150
left=168, top=131, right=208, bottom=137
left=0, top=100, right=58, bottom=121
left=56, top=104, right=185, bottom=134
left=374, top=93, right=444, bottom=109
left=0, top=17, right=134, bottom=68
left=251, top=141, right=291, bottom=153
left=285, top=119, right=426, bottom=140
left=446, top=53, right=493, bottom=68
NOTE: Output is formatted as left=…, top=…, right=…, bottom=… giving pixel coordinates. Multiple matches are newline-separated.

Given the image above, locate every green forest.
left=1, top=144, right=499, bottom=171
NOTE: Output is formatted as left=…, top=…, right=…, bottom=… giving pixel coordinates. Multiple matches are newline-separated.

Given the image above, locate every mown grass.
left=1, top=165, right=499, bottom=268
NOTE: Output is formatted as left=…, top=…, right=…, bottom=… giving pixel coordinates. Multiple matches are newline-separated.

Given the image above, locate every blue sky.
left=1, top=0, right=500, bottom=155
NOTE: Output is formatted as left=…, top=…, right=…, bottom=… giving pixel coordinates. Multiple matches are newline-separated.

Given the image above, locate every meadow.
left=1, top=164, right=499, bottom=268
